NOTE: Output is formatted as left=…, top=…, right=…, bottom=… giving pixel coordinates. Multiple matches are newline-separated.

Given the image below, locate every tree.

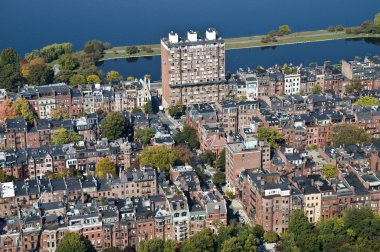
left=84, top=40, right=106, bottom=60
left=58, top=53, right=79, bottom=71
left=173, top=145, right=193, bottom=165
left=143, top=100, right=153, bottom=114
left=257, top=127, right=283, bottom=148
left=327, top=26, right=336, bottom=32
left=221, top=237, right=244, bottom=252
left=264, top=231, right=278, bottom=243
left=12, top=98, right=36, bottom=125
left=51, top=108, right=69, bottom=119
left=0, top=169, right=15, bottom=183
left=0, top=99, right=17, bottom=124
left=174, top=124, right=199, bottom=149
left=355, top=96, right=380, bottom=107
left=56, top=233, right=86, bottom=252
left=26, top=58, right=54, bottom=85
left=135, top=127, right=155, bottom=146
left=87, top=74, right=101, bottom=84
left=215, top=149, right=226, bottom=171
left=181, top=228, right=216, bottom=252
left=213, top=171, right=226, bottom=187
left=126, top=46, right=139, bottom=55
left=51, top=128, right=81, bottom=145
left=127, top=76, right=135, bottom=81
left=332, top=123, right=370, bottom=147
left=138, top=239, right=175, bottom=252
left=374, top=13, right=380, bottom=27
left=106, top=70, right=122, bottom=83
left=139, top=145, right=176, bottom=173
left=0, top=48, right=19, bottom=66
left=278, top=25, right=291, bottom=35
left=101, top=112, right=126, bottom=140
left=346, top=79, right=363, bottom=93
left=335, top=25, right=344, bottom=31
left=144, top=74, right=152, bottom=80
left=0, top=63, right=24, bottom=92
left=103, top=248, right=124, bottom=252
left=40, top=43, right=72, bottom=63
left=69, top=74, right=86, bottom=86
left=168, top=103, right=184, bottom=118
left=312, top=84, right=322, bottom=94
left=95, top=157, right=117, bottom=179
left=199, top=150, right=216, bottom=166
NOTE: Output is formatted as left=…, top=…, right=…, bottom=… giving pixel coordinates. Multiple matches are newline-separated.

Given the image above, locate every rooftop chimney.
left=168, top=31, right=179, bottom=43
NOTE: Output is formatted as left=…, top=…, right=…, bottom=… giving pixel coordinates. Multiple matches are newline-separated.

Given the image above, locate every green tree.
left=101, top=112, right=126, bottom=141
left=135, top=127, right=155, bottom=146
left=355, top=96, right=380, bottom=106
left=103, top=248, right=124, bottom=252
left=106, top=70, right=122, bottom=83
left=143, top=100, right=153, bottom=114
left=328, top=26, right=336, bottom=32
left=57, top=53, right=79, bottom=71
left=95, top=157, right=117, bottom=179
left=257, top=127, right=283, bottom=148
left=0, top=48, right=20, bottom=67
left=69, top=74, right=86, bottom=86
left=0, top=169, right=15, bottom=183
left=127, top=76, right=135, bottom=81
left=56, top=233, right=86, bottom=252
left=40, top=43, right=72, bottom=63
left=374, top=13, right=380, bottom=27
left=335, top=25, right=344, bottom=31
left=27, top=61, right=54, bottom=85
left=138, top=239, right=175, bottom=252
left=139, top=145, right=176, bottom=173
left=346, top=79, right=363, bottom=93
left=312, top=84, right=322, bottom=94
left=221, top=237, right=244, bottom=252
left=215, top=149, right=226, bottom=171
left=288, top=210, right=314, bottom=237
left=0, top=63, right=24, bottom=92
left=12, top=98, right=36, bottom=125
left=278, top=25, right=291, bottom=35
left=51, top=128, right=81, bottom=145
left=87, top=74, right=101, bottom=84
left=332, top=123, right=370, bottom=147
left=264, top=231, right=278, bottom=243
left=199, top=150, right=216, bottom=166
left=167, top=103, right=184, bottom=118
left=181, top=228, right=216, bottom=252
left=213, top=171, right=226, bottom=187
left=322, top=164, right=336, bottom=179
left=126, top=46, right=139, bottom=55
left=84, top=40, right=106, bottom=60
left=174, top=124, right=200, bottom=149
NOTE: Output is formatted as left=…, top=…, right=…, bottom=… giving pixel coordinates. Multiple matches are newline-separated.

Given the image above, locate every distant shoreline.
left=96, top=29, right=380, bottom=61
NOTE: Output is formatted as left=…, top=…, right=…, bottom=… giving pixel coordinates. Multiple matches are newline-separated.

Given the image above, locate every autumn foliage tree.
left=95, top=157, right=117, bottom=179
left=12, top=97, right=36, bottom=125
left=0, top=99, right=17, bottom=124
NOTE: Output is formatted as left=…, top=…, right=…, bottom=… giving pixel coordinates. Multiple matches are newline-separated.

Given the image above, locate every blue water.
left=99, top=38, right=380, bottom=80
left=1, top=0, right=380, bottom=80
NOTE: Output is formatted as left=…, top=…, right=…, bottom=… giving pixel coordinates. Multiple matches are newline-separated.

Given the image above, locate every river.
left=1, top=0, right=380, bottom=80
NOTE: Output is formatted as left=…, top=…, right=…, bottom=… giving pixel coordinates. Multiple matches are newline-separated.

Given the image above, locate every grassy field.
left=99, top=29, right=380, bottom=61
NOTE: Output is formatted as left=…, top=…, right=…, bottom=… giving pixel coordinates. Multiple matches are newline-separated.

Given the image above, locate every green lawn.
left=99, top=28, right=380, bottom=61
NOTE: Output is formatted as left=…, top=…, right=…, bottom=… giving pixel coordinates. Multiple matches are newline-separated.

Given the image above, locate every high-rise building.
left=161, top=28, right=226, bottom=107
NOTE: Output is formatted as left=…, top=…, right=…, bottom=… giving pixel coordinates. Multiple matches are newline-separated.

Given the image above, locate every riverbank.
left=99, top=29, right=380, bottom=61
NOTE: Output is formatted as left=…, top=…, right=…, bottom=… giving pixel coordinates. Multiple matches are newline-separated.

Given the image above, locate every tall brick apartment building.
left=161, top=28, right=226, bottom=107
